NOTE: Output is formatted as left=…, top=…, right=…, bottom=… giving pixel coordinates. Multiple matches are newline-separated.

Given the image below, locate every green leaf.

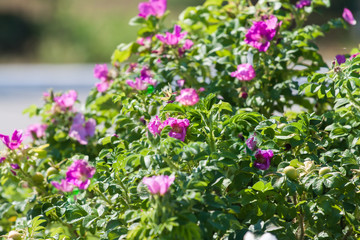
left=111, top=43, right=134, bottom=64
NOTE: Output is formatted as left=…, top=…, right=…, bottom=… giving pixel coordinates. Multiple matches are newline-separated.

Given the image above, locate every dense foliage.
left=1, top=0, right=360, bottom=239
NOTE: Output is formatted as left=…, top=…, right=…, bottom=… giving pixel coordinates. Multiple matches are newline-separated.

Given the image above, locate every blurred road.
left=0, top=64, right=95, bottom=135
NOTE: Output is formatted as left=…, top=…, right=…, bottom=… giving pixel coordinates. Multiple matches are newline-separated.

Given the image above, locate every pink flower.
left=54, top=90, right=77, bottom=111
left=254, top=149, right=274, bottom=170
left=66, top=160, right=96, bottom=190
left=148, top=116, right=162, bottom=135
left=51, top=179, right=74, bottom=192
left=0, top=157, right=5, bottom=163
left=94, top=64, right=108, bottom=82
left=161, top=118, right=190, bottom=142
left=95, top=81, right=112, bottom=93
left=199, top=87, right=205, bottom=92
left=69, top=113, right=96, bottom=145
left=27, top=123, right=47, bottom=139
left=350, top=53, right=360, bottom=60
left=126, top=78, right=148, bottom=90
left=138, top=0, right=167, bottom=18
left=176, top=88, right=199, bottom=106
left=343, top=8, right=356, bottom=25
left=231, top=64, right=256, bottom=81
left=94, top=64, right=113, bottom=93
left=179, top=39, right=194, bottom=56
left=156, top=25, right=187, bottom=46
left=0, top=130, right=24, bottom=150
left=245, top=15, right=280, bottom=52
left=142, top=175, right=175, bottom=195
left=136, top=37, right=152, bottom=47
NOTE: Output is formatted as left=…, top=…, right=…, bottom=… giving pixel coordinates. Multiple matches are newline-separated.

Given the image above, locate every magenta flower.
left=66, top=160, right=96, bottom=190
left=231, top=64, right=256, bottom=81
left=69, top=113, right=96, bottom=145
left=142, top=175, right=175, bottom=196
left=94, top=64, right=108, bottom=82
left=126, top=78, right=148, bottom=90
left=199, top=87, right=205, bottom=92
left=254, top=149, right=274, bottom=170
left=246, top=135, right=257, bottom=151
left=245, top=15, right=280, bottom=52
left=51, top=179, right=74, bottom=192
left=161, top=118, right=190, bottom=142
left=295, top=0, right=311, bottom=9
left=0, top=130, right=24, bottom=150
left=54, top=90, right=77, bottom=111
left=156, top=25, right=187, bottom=46
left=0, top=157, right=5, bottom=163
left=138, top=0, right=167, bottom=18
left=176, top=88, right=199, bottom=106
left=148, top=116, right=162, bottom=135
left=335, top=55, right=346, bottom=65
left=343, top=8, right=356, bottom=25
left=27, top=123, right=47, bottom=139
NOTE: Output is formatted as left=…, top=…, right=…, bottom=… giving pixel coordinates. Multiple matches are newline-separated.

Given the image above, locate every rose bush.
left=1, top=0, right=360, bottom=239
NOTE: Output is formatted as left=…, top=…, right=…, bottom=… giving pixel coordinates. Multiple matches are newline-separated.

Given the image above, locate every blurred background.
left=0, top=0, right=359, bottom=135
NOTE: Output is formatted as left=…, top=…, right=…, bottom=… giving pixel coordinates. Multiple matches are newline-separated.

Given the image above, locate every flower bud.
left=319, top=167, right=331, bottom=176
left=46, top=167, right=59, bottom=179
left=284, top=166, right=299, bottom=180
left=304, top=161, right=315, bottom=172
left=32, top=172, right=44, bottom=185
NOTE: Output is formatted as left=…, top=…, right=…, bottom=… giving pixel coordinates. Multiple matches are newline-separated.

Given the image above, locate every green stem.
left=293, top=195, right=305, bottom=240
left=95, top=187, right=112, bottom=206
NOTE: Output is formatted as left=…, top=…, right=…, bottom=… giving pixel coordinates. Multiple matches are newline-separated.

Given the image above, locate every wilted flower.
left=343, top=8, right=356, bottom=25
left=138, top=0, right=167, bottom=19
left=156, top=25, right=187, bottom=46
left=148, top=116, right=162, bottom=135
left=54, top=90, right=77, bottom=111
left=161, top=117, right=190, bottom=142
left=69, top=113, right=96, bottom=145
left=254, top=149, right=274, bottom=170
left=27, top=123, right=47, bottom=139
left=66, top=160, right=96, bottom=190
left=142, top=175, right=175, bottom=195
left=231, top=64, right=256, bottom=81
left=0, top=130, right=24, bottom=150
left=246, top=135, right=257, bottom=151
left=176, top=88, right=199, bottom=106
left=245, top=15, right=280, bottom=52
left=335, top=54, right=346, bottom=65
left=295, top=0, right=311, bottom=9
left=51, top=179, right=74, bottom=192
